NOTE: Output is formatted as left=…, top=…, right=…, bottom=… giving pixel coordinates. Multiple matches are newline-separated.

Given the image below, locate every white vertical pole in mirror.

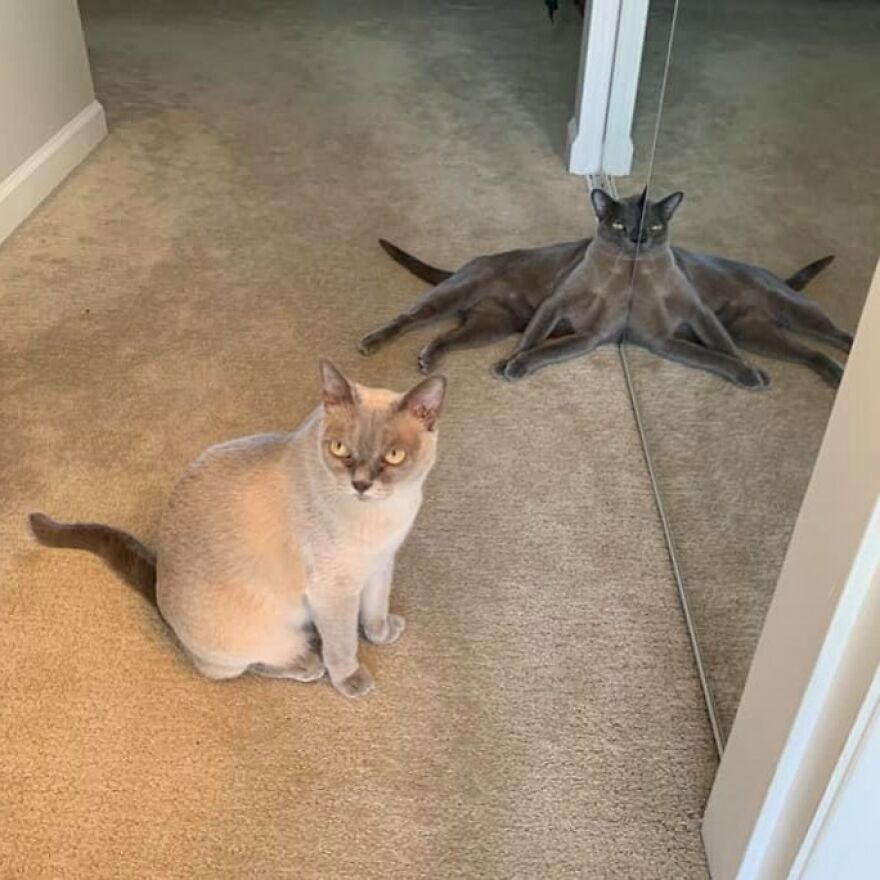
left=567, top=0, right=648, bottom=177
left=703, top=259, right=880, bottom=879
left=602, top=0, right=649, bottom=175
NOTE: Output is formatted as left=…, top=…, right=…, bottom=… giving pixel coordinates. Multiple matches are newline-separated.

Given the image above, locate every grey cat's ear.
left=656, top=191, right=684, bottom=221
left=319, top=359, right=356, bottom=408
left=400, top=375, right=446, bottom=431
left=590, top=188, right=616, bottom=221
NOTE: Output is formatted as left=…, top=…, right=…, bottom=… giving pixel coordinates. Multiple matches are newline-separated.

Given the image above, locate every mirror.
left=622, top=0, right=879, bottom=744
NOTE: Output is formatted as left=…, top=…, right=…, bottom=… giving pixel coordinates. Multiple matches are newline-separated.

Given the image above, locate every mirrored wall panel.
left=623, top=0, right=880, bottom=741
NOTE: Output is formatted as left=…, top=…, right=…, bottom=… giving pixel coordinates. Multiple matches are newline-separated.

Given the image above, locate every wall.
left=0, top=0, right=106, bottom=243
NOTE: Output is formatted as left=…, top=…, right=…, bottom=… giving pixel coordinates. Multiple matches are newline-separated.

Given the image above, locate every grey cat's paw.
left=358, top=333, right=382, bottom=356
left=820, top=360, right=844, bottom=388
left=363, top=614, right=405, bottom=646
left=332, top=664, right=375, bottom=699
left=502, top=356, right=529, bottom=380
left=417, top=351, right=436, bottom=374
left=738, top=366, right=771, bottom=390
left=492, top=358, right=528, bottom=380
left=490, top=359, right=510, bottom=380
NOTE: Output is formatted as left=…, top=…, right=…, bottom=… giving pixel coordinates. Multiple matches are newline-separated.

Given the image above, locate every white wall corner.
left=0, top=100, right=107, bottom=247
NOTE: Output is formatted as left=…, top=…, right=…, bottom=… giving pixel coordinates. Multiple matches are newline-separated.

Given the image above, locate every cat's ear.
left=400, top=375, right=446, bottom=431
left=590, top=188, right=616, bottom=221
left=656, top=191, right=684, bottom=222
left=319, top=359, right=356, bottom=409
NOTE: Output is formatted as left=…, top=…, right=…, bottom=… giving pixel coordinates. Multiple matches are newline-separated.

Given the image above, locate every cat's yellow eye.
left=329, top=440, right=349, bottom=458
left=612, top=222, right=625, bottom=230
left=383, top=448, right=407, bottom=466
left=650, top=224, right=663, bottom=232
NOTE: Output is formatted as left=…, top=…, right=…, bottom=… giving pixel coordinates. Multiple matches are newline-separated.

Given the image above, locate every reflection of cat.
left=360, top=189, right=850, bottom=388
left=29, top=361, right=446, bottom=699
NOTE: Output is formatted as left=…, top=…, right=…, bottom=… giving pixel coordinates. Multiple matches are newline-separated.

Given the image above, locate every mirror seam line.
left=618, top=341, right=726, bottom=756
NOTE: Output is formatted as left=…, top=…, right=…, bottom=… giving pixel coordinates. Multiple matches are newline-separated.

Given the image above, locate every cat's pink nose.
left=352, top=480, right=372, bottom=494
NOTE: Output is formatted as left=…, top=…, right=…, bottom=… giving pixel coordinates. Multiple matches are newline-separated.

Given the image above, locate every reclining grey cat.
left=360, top=189, right=851, bottom=389
left=29, top=361, right=446, bottom=699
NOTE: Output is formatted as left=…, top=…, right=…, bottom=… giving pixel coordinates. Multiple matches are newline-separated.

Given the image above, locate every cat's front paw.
left=358, top=333, right=382, bottom=356
left=363, top=614, right=405, bottom=646
left=819, top=360, right=844, bottom=388
left=502, top=356, right=529, bottom=380
left=738, top=366, right=771, bottom=390
left=332, top=664, right=375, bottom=699
left=492, top=357, right=528, bottom=381
left=490, top=359, right=510, bottom=380
left=417, top=350, right=436, bottom=374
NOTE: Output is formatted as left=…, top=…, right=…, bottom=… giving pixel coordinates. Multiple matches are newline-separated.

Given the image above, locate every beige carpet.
left=1, top=2, right=716, bottom=877
left=624, top=0, right=880, bottom=738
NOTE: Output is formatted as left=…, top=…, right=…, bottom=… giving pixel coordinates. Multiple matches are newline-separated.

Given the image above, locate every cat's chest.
left=348, top=507, right=414, bottom=553
left=307, top=496, right=419, bottom=573
left=578, top=257, right=650, bottom=307
left=625, top=259, right=700, bottom=305
left=581, top=248, right=681, bottom=296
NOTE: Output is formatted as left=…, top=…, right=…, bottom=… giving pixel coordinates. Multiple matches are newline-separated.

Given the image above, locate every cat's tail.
left=785, top=255, right=835, bottom=291
left=28, top=513, right=157, bottom=606
left=378, top=238, right=453, bottom=286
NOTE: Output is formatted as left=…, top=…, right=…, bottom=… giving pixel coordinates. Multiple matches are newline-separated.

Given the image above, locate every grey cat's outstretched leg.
left=513, top=297, right=565, bottom=351
left=648, top=338, right=770, bottom=390
left=688, top=305, right=742, bottom=356
left=779, top=297, right=853, bottom=353
left=358, top=275, right=478, bottom=356
left=731, top=318, right=844, bottom=388
left=495, top=329, right=614, bottom=380
left=417, top=308, right=516, bottom=373
left=497, top=295, right=603, bottom=379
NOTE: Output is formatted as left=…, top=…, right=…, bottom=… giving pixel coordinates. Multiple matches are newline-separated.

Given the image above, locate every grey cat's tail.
left=785, top=255, right=834, bottom=291
left=28, top=513, right=157, bottom=606
left=378, top=238, right=453, bottom=286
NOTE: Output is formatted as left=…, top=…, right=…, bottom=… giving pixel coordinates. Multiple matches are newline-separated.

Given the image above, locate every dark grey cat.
left=359, top=189, right=851, bottom=388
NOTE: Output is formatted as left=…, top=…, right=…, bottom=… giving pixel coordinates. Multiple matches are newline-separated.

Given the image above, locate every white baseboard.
left=0, top=99, right=107, bottom=247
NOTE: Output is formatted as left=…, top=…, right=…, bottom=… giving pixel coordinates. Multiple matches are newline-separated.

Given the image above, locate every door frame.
left=702, top=259, right=880, bottom=878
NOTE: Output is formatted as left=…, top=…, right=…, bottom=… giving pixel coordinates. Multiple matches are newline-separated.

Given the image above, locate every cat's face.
left=318, top=361, right=446, bottom=502
left=590, top=188, right=683, bottom=257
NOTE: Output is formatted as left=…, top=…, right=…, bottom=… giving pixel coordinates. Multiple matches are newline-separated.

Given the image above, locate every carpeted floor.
left=0, top=2, right=716, bottom=878
left=624, top=0, right=880, bottom=738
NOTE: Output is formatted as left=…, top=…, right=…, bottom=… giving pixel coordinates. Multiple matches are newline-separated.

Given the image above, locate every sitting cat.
left=29, top=361, right=446, bottom=699
left=360, top=189, right=850, bottom=388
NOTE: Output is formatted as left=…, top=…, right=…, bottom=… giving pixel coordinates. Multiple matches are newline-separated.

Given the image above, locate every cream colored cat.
left=29, top=361, right=446, bottom=698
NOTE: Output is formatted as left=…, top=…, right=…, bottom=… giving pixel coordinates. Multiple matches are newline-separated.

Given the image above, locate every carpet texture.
left=624, top=0, right=880, bottom=737
left=0, top=2, right=715, bottom=878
